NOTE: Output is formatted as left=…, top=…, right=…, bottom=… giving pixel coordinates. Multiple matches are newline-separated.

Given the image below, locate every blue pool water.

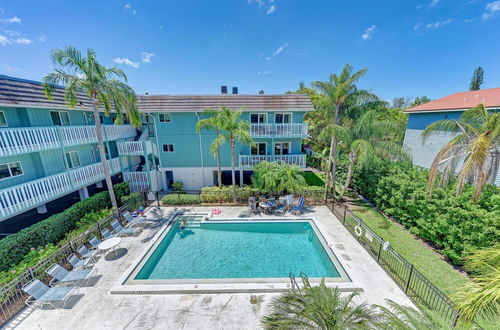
left=135, top=221, right=341, bottom=280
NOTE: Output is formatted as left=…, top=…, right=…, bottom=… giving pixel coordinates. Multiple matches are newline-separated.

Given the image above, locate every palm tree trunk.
left=324, top=135, right=335, bottom=197
left=340, top=151, right=356, bottom=199
left=330, top=103, right=341, bottom=200
left=91, top=99, right=118, bottom=209
left=230, top=138, right=237, bottom=202
left=216, top=129, right=222, bottom=188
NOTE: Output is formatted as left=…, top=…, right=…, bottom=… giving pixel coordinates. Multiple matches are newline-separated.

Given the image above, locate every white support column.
left=78, top=186, right=89, bottom=200
left=96, top=181, right=103, bottom=188
left=37, top=204, right=47, bottom=214
left=239, top=169, right=244, bottom=186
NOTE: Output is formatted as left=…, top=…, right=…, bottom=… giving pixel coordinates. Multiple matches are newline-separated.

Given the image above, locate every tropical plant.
left=172, top=181, right=184, bottom=191
left=454, top=244, right=500, bottom=324
left=217, top=107, right=252, bottom=201
left=311, top=64, right=368, bottom=198
left=262, top=276, right=376, bottom=329
left=469, top=66, right=484, bottom=91
left=252, top=161, right=306, bottom=193
left=43, top=46, right=141, bottom=208
left=196, top=108, right=224, bottom=187
left=421, top=104, right=500, bottom=202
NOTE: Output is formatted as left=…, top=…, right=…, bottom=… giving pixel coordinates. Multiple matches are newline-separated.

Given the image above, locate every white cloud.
left=0, top=35, right=11, bottom=46
left=266, top=5, right=277, bottom=14
left=133, top=10, right=136, bottom=15
left=414, top=22, right=422, bottom=30
left=141, top=52, right=155, bottom=63
left=417, top=0, right=440, bottom=9
left=248, top=0, right=265, bottom=8
left=15, top=37, right=32, bottom=44
left=113, top=57, right=140, bottom=68
left=266, top=42, right=288, bottom=60
left=0, top=16, right=21, bottom=23
left=124, top=4, right=131, bottom=10
left=425, top=18, right=453, bottom=28
left=3, top=30, right=20, bottom=37
left=39, top=34, right=47, bottom=42
left=430, top=0, right=440, bottom=7
left=257, top=70, right=273, bottom=75
left=482, top=1, right=500, bottom=20
left=362, top=25, right=376, bottom=40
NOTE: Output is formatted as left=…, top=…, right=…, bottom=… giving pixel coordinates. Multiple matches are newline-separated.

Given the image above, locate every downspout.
left=194, top=112, right=206, bottom=187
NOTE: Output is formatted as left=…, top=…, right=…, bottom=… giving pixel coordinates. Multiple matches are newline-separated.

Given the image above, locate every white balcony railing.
left=250, top=123, right=308, bottom=138
left=0, top=125, right=136, bottom=157
left=0, top=158, right=121, bottom=220
left=239, top=154, right=306, bottom=169
left=123, top=171, right=150, bottom=192
left=117, top=140, right=153, bottom=156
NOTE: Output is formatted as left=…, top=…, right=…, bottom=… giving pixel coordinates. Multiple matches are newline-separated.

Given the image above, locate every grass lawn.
left=348, top=199, right=470, bottom=296
left=303, top=171, right=325, bottom=186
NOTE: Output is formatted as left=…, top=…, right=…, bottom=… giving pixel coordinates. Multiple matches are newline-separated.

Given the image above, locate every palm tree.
left=262, top=276, right=376, bottom=329
left=421, top=104, right=500, bottom=202
left=217, top=107, right=252, bottom=201
left=339, top=110, right=410, bottom=199
left=277, top=163, right=306, bottom=193
left=196, top=108, right=224, bottom=188
left=252, top=161, right=279, bottom=192
left=312, top=64, right=368, bottom=200
left=43, top=47, right=140, bottom=208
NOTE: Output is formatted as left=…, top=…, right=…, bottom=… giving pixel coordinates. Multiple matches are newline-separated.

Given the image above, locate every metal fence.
left=0, top=193, right=148, bottom=325
left=327, top=199, right=461, bottom=326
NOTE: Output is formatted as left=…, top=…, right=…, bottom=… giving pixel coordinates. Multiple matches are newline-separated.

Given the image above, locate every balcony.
left=0, top=158, right=121, bottom=221
left=0, top=125, right=136, bottom=157
left=249, top=123, right=308, bottom=138
left=239, top=154, right=306, bottom=169
left=117, top=140, right=153, bottom=156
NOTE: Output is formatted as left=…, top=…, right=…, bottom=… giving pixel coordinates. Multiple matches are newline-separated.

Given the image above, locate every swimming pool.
left=126, top=218, right=349, bottom=284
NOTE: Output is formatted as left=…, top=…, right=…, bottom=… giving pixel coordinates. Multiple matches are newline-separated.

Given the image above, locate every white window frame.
left=274, top=142, right=291, bottom=155
left=0, top=111, right=7, bottom=127
left=162, top=144, right=175, bottom=153
left=275, top=112, right=292, bottom=124
left=50, top=110, right=71, bottom=126
left=251, top=142, right=267, bottom=155
left=250, top=113, right=267, bottom=124
left=159, top=113, right=171, bottom=123
left=0, top=161, right=24, bottom=181
left=64, top=150, right=81, bottom=169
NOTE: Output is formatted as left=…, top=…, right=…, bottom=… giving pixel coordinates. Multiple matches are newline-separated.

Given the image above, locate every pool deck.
left=5, top=205, right=415, bottom=330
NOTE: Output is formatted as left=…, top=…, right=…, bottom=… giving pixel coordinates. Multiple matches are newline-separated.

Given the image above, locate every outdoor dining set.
left=248, top=195, right=305, bottom=215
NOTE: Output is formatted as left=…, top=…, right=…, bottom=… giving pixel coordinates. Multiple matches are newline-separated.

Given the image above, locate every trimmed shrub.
left=0, top=182, right=130, bottom=272
left=162, top=193, right=201, bottom=205
left=200, top=186, right=260, bottom=203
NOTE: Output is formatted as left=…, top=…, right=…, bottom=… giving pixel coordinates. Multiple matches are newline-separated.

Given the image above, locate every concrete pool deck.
left=5, top=205, right=415, bottom=330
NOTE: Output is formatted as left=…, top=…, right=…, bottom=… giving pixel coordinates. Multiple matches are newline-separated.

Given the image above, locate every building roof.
left=0, top=75, right=313, bottom=112
left=406, top=87, right=500, bottom=113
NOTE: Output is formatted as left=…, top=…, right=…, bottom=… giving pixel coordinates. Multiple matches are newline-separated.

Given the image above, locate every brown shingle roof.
left=0, top=75, right=313, bottom=112
left=406, top=87, right=500, bottom=113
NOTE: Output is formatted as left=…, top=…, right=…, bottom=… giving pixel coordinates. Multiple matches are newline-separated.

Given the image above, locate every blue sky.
left=0, top=0, right=499, bottom=102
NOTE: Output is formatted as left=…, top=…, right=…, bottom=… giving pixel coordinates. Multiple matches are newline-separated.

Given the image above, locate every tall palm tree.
left=43, top=47, right=140, bottom=208
left=196, top=108, right=224, bottom=188
left=312, top=64, right=368, bottom=200
left=218, top=107, right=252, bottom=201
left=421, top=104, right=499, bottom=202
left=339, top=110, right=410, bottom=198
left=262, top=276, right=376, bottom=329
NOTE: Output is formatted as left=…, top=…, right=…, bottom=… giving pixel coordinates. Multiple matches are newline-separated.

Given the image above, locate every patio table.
left=98, top=237, right=122, bottom=256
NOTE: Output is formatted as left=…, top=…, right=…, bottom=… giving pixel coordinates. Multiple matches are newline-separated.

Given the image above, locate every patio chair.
left=101, top=228, right=115, bottom=240
left=77, top=244, right=98, bottom=262
left=22, top=278, right=77, bottom=309
left=111, top=219, right=141, bottom=236
left=123, top=211, right=152, bottom=227
left=291, top=196, right=305, bottom=215
left=67, top=253, right=93, bottom=270
left=286, top=194, right=294, bottom=211
left=88, top=236, right=101, bottom=250
left=46, top=263, right=95, bottom=287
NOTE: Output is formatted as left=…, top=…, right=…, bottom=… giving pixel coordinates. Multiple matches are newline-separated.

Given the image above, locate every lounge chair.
left=46, top=263, right=95, bottom=287
left=88, top=236, right=101, bottom=250
left=101, top=228, right=115, bottom=240
left=111, top=219, right=141, bottom=236
left=286, top=194, right=294, bottom=211
left=67, top=253, right=93, bottom=270
left=123, top=211, right=151, bottom=227
left=22, top=279, right=77, bottom=309
left=77, top=244, right=98, bottom=262
left=291, top=196, right=305, bottom=215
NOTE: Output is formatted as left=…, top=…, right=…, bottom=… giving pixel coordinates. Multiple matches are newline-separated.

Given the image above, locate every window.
left=92, top=146, right=109, bottom=162
left=0, top=162, right=24, bottom=180
left=50, top=111, right=70, bottom=126
left=274, top=142, right=290, bottom=155
left=250, top=113, right=267, bottom=123
left=99, top=114, right=104, bottom=124
left=0, top=111, right=7, bottom=127
left=159, top=113, right=171, bottom=123
left=64, top=151, right=81, bottom=169
left=251, top=143, right=267, bottom=155
left=162, top=144, right=175, bottom=152
left=275, top=113, right=292, bottom=124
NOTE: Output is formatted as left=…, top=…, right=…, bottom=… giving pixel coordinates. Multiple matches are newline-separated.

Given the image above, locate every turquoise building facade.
left=0, top=75, right=313, bottom=222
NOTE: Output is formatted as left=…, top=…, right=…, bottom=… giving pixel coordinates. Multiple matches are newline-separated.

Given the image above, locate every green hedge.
left=0, top=182, right=130, bottom=272
left=351, top=161, right=500, bottom=264
left=161, top=193, right=201, bottom=205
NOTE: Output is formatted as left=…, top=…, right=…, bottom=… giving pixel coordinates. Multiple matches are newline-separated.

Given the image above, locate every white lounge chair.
left=67, top=253, right=93, bottom=270
left=101, top=228, right=115, bottom=240
left=77, top=244, right=98, bottom=262
left=111, top=219, right=141, bottom=236
left=46, top=263, right=95, bottom=287
left=122, top=211, right=151, bottom=227
left=22, top=279, right=77, bottom=309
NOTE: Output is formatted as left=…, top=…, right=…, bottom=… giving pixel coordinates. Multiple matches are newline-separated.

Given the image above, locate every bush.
left=0, top=182, right=130, bottom=272
left=162, top=193, right=200, bottom=205
left=172, top=181, right=184, bottom=191
left=350, top=161, right=500, bottom=264
left=200, top=186, right=260, bottom=203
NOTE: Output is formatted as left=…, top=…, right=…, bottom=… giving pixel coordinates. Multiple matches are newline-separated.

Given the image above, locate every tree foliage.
left=251, top=161, right=306, bottom=192
left=469, top=66, right=484, bottom=91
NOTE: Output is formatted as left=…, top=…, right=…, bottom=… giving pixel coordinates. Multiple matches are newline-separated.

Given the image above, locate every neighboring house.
left=0, top=75, right=312, bottom=222
left=403, top=87, right=500, bottom=185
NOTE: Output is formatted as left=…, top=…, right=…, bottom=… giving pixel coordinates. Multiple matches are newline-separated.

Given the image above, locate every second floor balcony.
left=0, top=125, right=137, bottom=157
left=249, top=123, right=308, bottom=138
left=117, top=140, right=154, bottom=156
left=239, top=154, right=306, bottom=169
